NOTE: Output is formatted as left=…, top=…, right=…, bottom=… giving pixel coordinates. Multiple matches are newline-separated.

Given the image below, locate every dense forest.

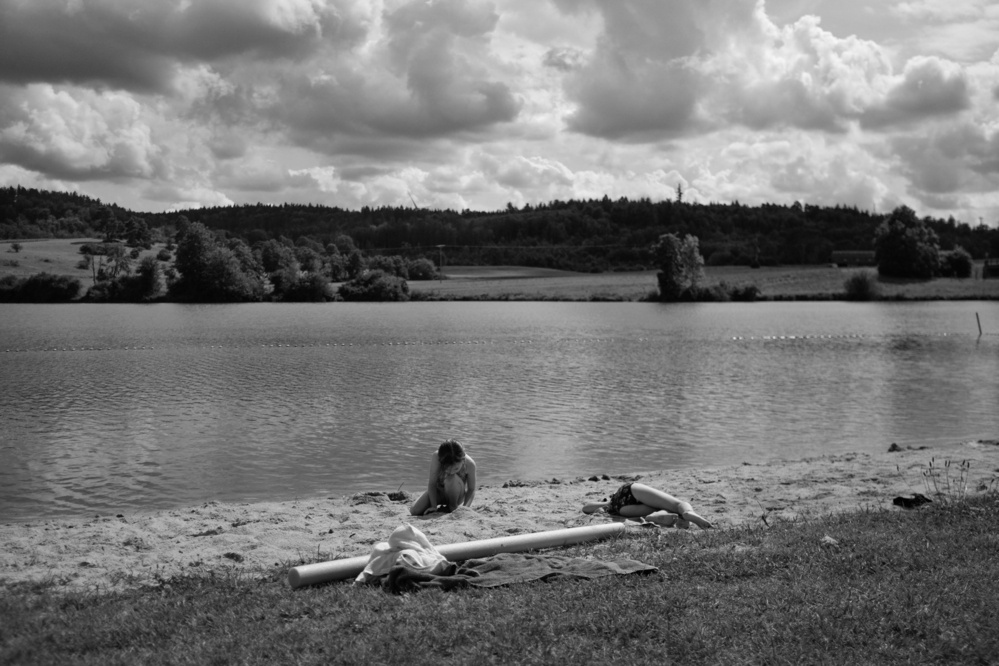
left=3, top=185, right=998, bottom=272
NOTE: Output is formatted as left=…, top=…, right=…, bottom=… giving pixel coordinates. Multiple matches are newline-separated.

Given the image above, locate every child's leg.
left=615, top=504, right=657, bottom=518
left=630, top=482, right=712, bottom=528
left=410, top=491, right=432, bottom=516
left=441, top=475, right=466, bottom=511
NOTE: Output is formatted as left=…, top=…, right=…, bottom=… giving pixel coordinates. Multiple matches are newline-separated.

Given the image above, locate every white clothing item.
left=355, top=523, right=450, bottom=584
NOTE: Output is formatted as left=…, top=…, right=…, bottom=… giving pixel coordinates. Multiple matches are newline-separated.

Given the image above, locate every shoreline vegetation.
left=3, top=238, right=999, bottom=302
left=2, top=438, right=998, bottom=664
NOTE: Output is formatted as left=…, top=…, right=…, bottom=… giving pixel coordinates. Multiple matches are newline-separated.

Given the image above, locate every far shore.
left=2, top=437, right=996, bottom=594
left=3, top=238, right=999, bottom=302
left=411, top=264, right=999, bottom=301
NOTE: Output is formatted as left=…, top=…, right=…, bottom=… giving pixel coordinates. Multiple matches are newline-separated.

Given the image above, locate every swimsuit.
left=607, top=483, right=641, bottom=515
left=435, top=462, right=467, bottom=508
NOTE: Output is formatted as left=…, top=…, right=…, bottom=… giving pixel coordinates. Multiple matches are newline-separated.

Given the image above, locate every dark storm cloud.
left=0, top=0, right=363, bottom=92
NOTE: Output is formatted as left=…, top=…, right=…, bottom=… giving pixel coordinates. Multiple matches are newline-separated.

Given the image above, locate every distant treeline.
left=3, top=186, right=998, bottom=272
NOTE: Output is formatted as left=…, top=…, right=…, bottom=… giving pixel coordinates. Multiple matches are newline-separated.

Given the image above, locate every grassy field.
left=415, top=264, right=999, bottom=301
left=0, top=238, right=165, bottom=284
left=4, top=238, right=999, bottom=301
left=3, top=493, right=997, bottom=665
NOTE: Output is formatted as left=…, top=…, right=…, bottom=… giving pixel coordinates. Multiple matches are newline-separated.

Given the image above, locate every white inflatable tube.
left=288, top=522, right=625, bottom=588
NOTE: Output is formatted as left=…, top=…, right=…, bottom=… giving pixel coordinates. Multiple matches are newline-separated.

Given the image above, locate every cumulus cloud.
left=560, top=3, right=975, bottom=139
left=0, top=0, right=996, bottom=224
left=272, top=0, right=519, bottom=152
left=0, top=84, right=162, bottom=180
left=561, top=0, right=729, bottom=138
left=860, top=56, right=970, bottom=127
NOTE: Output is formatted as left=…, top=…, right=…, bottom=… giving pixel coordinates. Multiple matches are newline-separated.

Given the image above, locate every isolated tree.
left=652, top=233, right=704, bottom=301
left=104, top=243, right=131, bottom=280
left=406, top=257, right=438, bottom=280
left=875, top=206, right=940, bottom=279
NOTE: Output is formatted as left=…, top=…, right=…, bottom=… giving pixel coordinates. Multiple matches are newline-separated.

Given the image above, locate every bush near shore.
left=2, top=493, right=997, bottom=665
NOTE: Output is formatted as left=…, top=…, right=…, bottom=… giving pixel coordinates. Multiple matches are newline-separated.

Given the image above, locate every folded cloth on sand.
left=355, top=523, right=450, bottom=584
left=382, top=553, right=658, bottom=594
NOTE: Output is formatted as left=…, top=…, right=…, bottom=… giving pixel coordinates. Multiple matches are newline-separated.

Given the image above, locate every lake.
left=1, top=301, right=997, bottom=523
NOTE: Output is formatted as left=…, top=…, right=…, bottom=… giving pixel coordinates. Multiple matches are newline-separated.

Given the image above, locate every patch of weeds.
left=921, top=457, right=971, bottom=503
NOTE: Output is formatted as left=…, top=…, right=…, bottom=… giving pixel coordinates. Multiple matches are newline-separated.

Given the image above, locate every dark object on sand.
left=893, top=493, right=933, bottom=509
left=888, top=443, right=902, bottom=452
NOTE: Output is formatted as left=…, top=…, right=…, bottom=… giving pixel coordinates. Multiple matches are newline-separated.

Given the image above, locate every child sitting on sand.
left=583, top=481, right=713, bottom=529
left=410, top=439, right=477, bottom=516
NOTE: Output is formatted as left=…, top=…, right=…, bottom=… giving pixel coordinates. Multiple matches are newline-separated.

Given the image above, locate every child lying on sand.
left=583, top=482, right=713, bottom=529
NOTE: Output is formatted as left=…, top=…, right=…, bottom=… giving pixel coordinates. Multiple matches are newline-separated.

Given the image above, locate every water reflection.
left=1, top=301, right=997, bottom=522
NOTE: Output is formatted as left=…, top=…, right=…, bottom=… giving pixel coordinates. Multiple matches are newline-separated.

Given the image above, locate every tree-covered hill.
left=3, top=186, right=997, bottom=272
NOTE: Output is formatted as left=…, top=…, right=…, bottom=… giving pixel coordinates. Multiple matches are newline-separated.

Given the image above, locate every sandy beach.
left=2, top=438, right=996, bottom=594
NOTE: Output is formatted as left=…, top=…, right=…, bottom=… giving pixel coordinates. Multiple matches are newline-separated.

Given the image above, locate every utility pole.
left=436, top=245, right=445, bottom=283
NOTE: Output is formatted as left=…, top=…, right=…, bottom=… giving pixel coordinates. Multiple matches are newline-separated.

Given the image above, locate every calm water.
left=1, top=301, right=997, bottom=523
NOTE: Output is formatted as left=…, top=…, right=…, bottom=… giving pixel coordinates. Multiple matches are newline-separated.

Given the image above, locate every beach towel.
left=355, top=523, right=450, bottom=584
left=382, top=552, right=658, bottom=594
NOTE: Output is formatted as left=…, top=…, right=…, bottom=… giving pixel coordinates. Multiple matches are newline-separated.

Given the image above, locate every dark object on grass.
left=888, top=443, right=902, bottom=452
left=893, top=494, right=933, bottom=509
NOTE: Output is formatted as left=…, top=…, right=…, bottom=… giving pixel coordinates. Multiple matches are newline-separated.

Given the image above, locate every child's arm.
left=462, top=456, right=477, bottom=507
left=425, top=454, right=442, bottom=511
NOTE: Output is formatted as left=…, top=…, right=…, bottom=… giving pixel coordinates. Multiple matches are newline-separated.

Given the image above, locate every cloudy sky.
left=0, top=0, right=997, bottom=225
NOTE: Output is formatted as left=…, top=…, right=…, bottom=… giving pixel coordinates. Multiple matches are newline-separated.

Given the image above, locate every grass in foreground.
left=2, top=494, right=998, bottom=665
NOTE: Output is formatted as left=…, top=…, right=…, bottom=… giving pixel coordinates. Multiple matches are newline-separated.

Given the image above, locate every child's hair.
left=437, top=439, right=466, bottom=466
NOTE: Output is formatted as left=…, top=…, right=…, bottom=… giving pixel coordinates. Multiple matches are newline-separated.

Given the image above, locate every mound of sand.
left=2, top=439, right=996, bottom=593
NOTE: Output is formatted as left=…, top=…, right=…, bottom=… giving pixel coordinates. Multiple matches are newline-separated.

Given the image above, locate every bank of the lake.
left=4, top=239, right=999, bottom=302
left=409, top=264, right=999, bottom=302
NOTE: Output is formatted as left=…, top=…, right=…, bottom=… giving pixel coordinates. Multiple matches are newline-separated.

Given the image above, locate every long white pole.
left=288, top=522, right=625, bottom=588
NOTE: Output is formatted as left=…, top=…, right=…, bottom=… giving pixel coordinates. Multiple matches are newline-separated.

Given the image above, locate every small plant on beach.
left=922, top=457, right=971, bottom=503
